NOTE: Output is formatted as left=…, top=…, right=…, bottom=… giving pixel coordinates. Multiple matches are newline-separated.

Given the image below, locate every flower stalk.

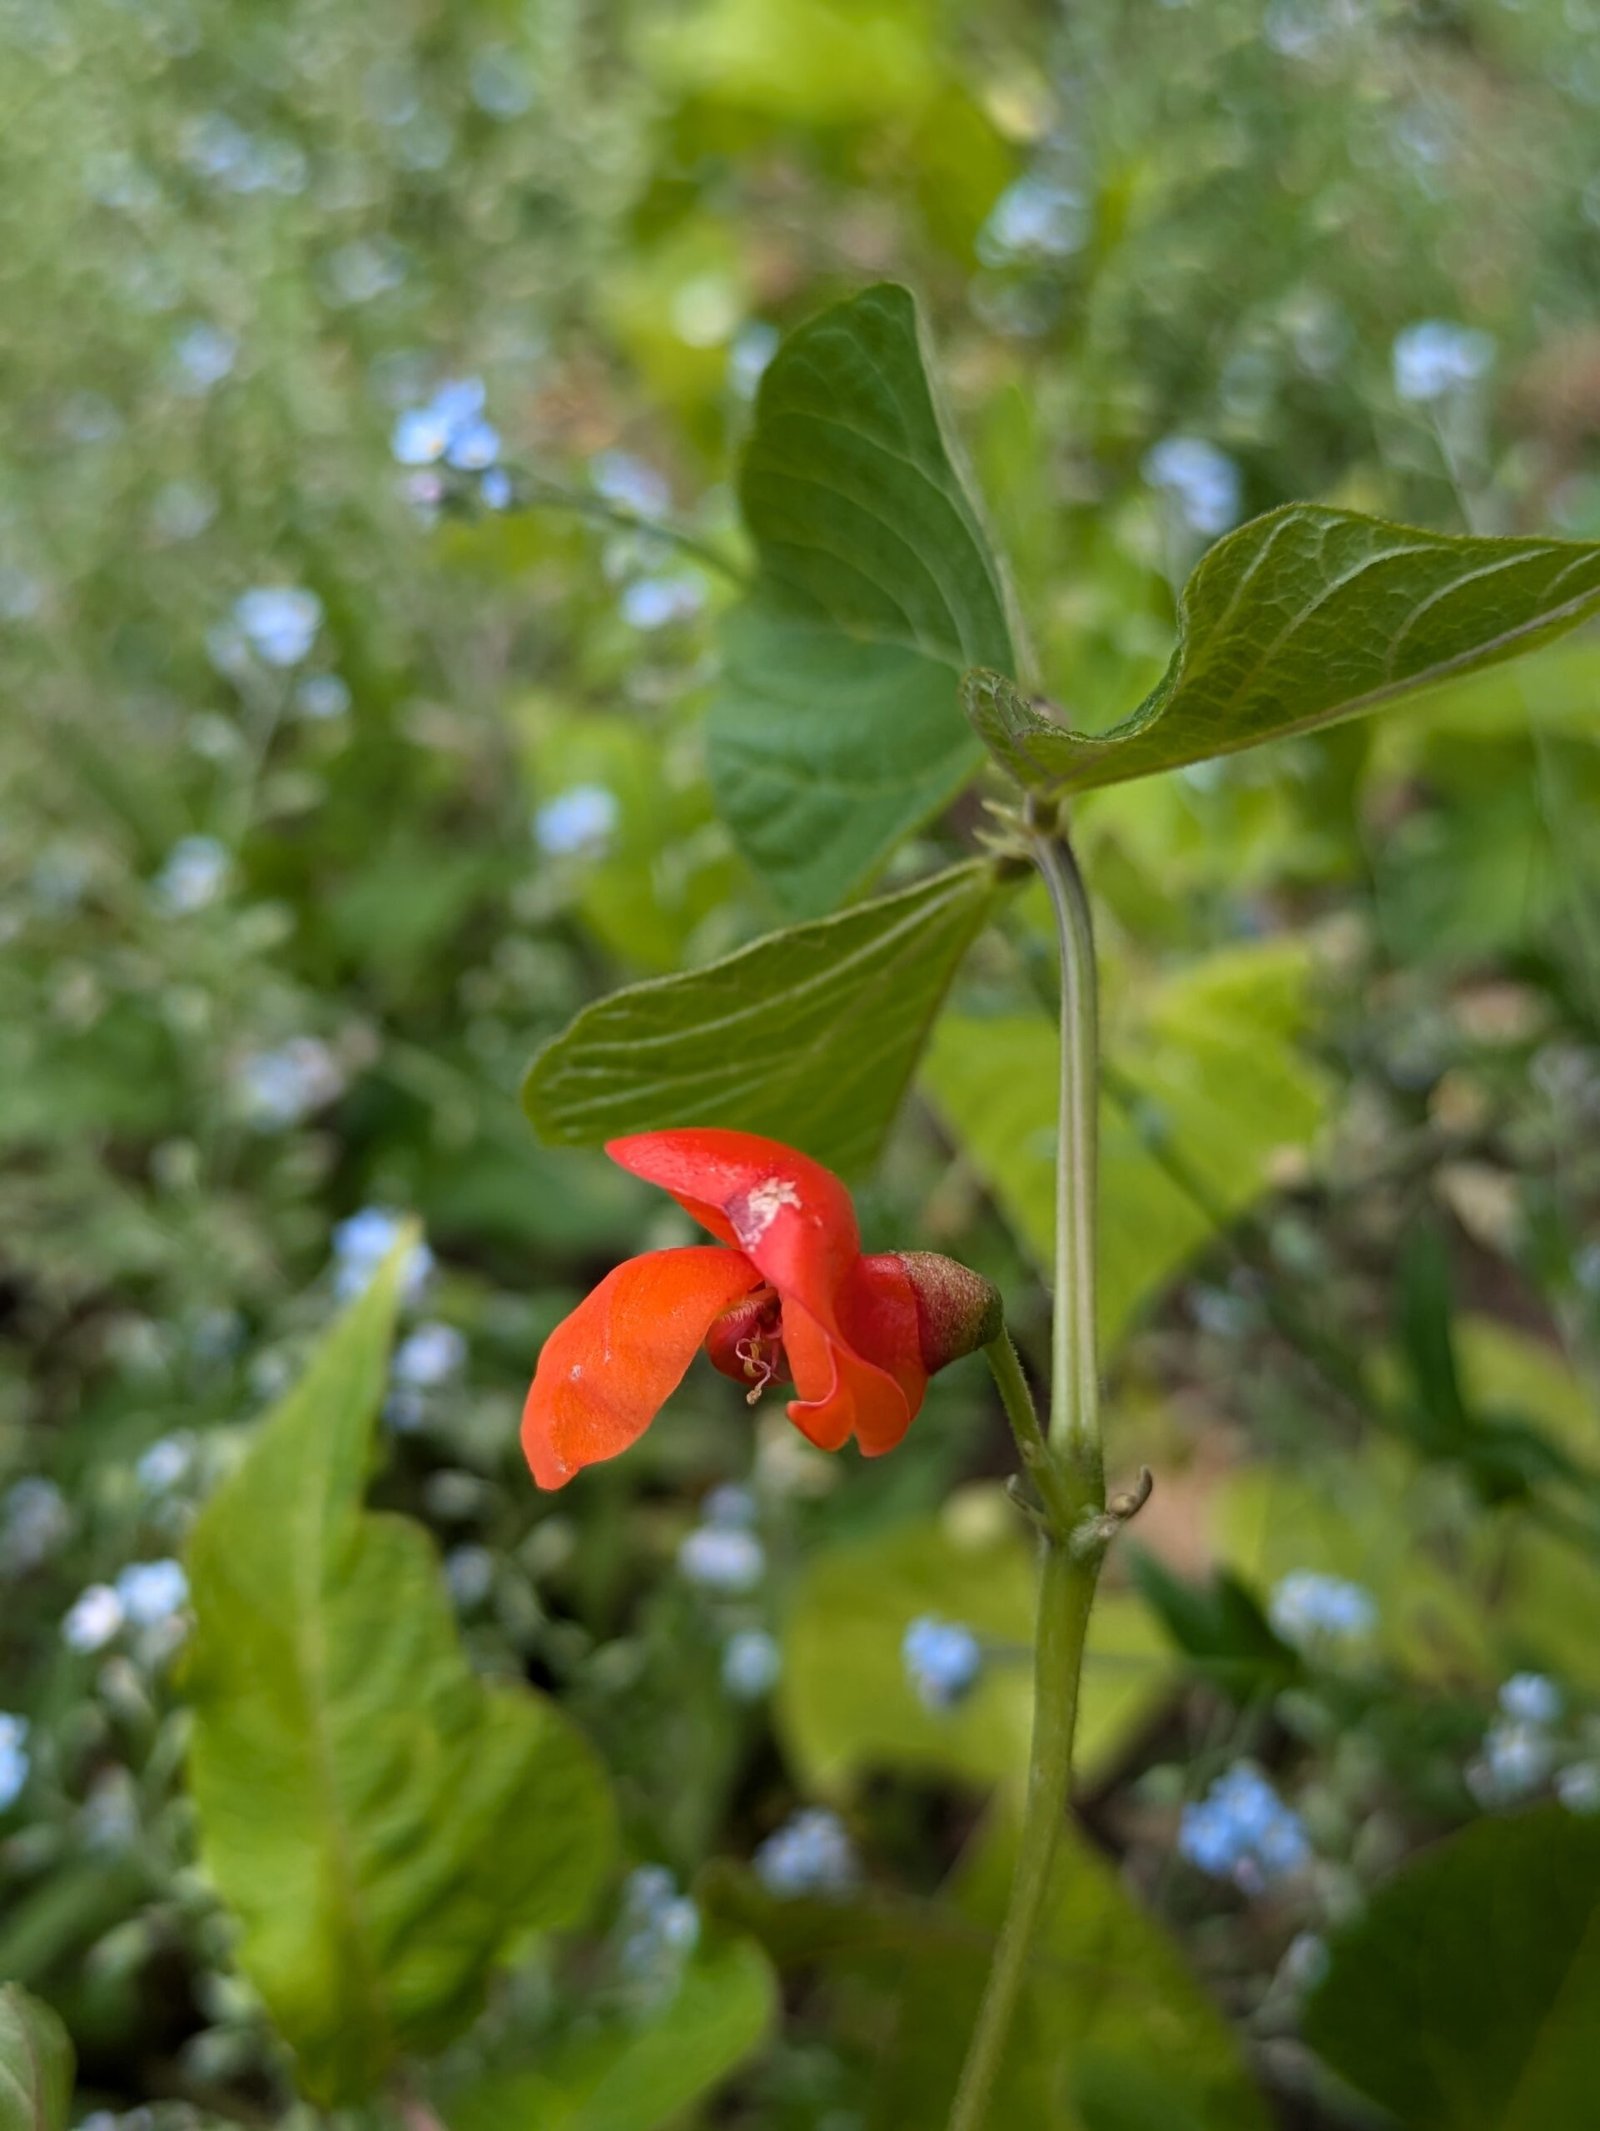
left=947, top=798, right=1106, bottom=2131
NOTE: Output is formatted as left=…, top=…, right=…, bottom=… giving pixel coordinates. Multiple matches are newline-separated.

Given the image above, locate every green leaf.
left=444, top=1934, right=775, bottom=2131
left=524, top=860, right=1003, bottom=1176
left=923, top=940, right=1329, bottom=1352
left=710, top=284, right=1015, bottom=912
left=0, top=1987, right=73, bottom=2131
left=867, top=1812, right=1270, bottom=2131
left=1304, top=1806, right=1600, bottom=2131
left=963, top=506, right=1600, bottom=793
left=777, top=1509, right=1170, bottom=1795
left=185, top=1247, right=614, bottom=2105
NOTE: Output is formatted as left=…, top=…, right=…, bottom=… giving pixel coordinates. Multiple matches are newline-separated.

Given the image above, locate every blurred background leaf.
left=185, top=1247, right=614, bottom=2102
left=0, top=1987, right=73, bottom=2131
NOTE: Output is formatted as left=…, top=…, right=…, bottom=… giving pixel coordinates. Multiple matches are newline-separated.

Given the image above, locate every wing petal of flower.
left=522, top=1246, right=760, bottom=1488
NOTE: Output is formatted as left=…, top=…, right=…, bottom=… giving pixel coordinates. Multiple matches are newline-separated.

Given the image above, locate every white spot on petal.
left=733, top=1176, right=802, bottom=1247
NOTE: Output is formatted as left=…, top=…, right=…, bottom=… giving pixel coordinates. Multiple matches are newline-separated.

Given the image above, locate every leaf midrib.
left=288, top=1430, right=395, bottom=2070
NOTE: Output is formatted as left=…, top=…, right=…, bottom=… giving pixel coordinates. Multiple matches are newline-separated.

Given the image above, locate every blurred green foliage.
left=3, top=0, right=1600, bottom=2124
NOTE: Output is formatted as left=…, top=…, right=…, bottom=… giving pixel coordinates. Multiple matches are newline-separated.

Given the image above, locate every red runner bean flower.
left=522, top=1129, right=1000, bottom=1489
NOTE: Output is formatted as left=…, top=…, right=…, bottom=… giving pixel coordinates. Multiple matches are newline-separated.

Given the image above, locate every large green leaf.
left=963, top=507, right=1600, bottom=793
left=0, top=1988, right=72, bottom=2131
left=1304, top=1807, right=1600, bottom=2131
left=868, top=1814, right=1268, bottom=2131
left=185, top=1249, right=614, bottom=2105
left=524, top=860, right=1003, bottom=1175
left=777, top=1509, right=1169, bottom=1796
left=710, top=284, right=1015, bottom=912
left=923, top=940, right=1329, bottom=1352
left=444, top=1934, right=775, bottom=2131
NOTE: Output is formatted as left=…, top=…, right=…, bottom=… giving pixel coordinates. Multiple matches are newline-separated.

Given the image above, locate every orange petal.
left=606, top=1130, right=860, bottom=1329
left=840, top=1256, right=928, bottom=1440
left=783, top=1299, right=916, bottom=1458
left=522, top=1248, right=760, bottom=1489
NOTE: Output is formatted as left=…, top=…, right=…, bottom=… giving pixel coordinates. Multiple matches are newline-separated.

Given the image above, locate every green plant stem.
left=945, top=1539, right=1101, bottom=2131
left=984, top=1332, right=1072, bottom=1533
left=1026, top=801, right=1102, bottom=1478
left=948, top=799, right=1107, bottom=2131
left=517, top=473, right=748, bottom=584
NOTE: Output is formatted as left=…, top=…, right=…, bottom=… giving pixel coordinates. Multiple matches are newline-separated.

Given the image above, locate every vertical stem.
left=945, top=1541, right=1101, bottom=2131
left=1028, top=799, right=1102, bottom=1481
left=946, top=800, right=1106, bottom=2131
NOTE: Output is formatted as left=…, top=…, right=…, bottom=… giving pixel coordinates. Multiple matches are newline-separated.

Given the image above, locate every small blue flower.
left=1471, top=1719, right=1554, bottom=1804
left=754, top=1807, right=858, bottom=1898
left=0, top=1714, right=30, bottom=1811
left=722, top=1629, right=782, bottom=1701
left=332, top=1207, right=434, bottom=1303
left=172, top=323, right=238, bottom=393
left=616, top=1865, right=700, bottom=1994
left=1179, top=1763, right=1310, bottom=1893
left=63, top=1584, right=125, bottom=1653
left=394, top=1322, right=467, bottom=1389
left=234, top=586, right=323, bottom=667
left=444, top=416, right=501, bottom=472
left=136, top=1437, right=194, bottom=1495
left=621, top=573, right=705, bottom=631
left=391, top=377, right=500, bottom=483
left=392, top=406, right=452, bottom=466
left=152, top=834, right=231, bottom=915
left=1143, top=436, right=1242, bottom=536
left=728, top=321, right=779, bottom=399
left=703, top=1483, right=757, bottom=1529
left=115, top=1559, right=189, bottom=1627
left=2, top=1477, right=71, bottom=1575
left=295, top=673, right=352, bottom=721
left=234, top=1037, right=345, bottom=1130
left=534, top=784, right=619, bottom=858
left=1499, top=1673, right=1562, bottom=1727
left=591, top=450, right=670, bottom=519
left=1268, top=1571, right=1378, bottom=1652
left=902, top=1616, right=983, bottom=1712
left=470, top=45, right=537, bottom=119
left=1392, top=321, right=1495, bottom=404
left=1558, top=1763, right=1600, bottom=1815
left=979, top=175, right=1087, bottom=263
left=678, top=1525, right=765, bottom=1594
left=480, top=467, right=513, bottom=511
left=444, top=1545, right=495, bottom=1610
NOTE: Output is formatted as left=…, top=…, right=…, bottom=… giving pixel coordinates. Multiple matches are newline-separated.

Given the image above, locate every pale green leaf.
left=866, top=1810, right=1270, bottom=2131
left=1210, top=1450, right=1496, bottom=1685
left=922, top=941, right=1329, bottom=1352
left=641, top=0, right=943, bottom=123
left=0, top=1987, right=73, bottom=2131
left=444, top=1934, right=775, bottom=2131
left=710, top=284, right=1015, bottom=911
left=524, top=861, right=1003, bottom=1175
left=964, top=506, right=1600, bottom=793
left=1305, top=1807, right=1600, bottom=2131
left=777, top=1507, right=1170, bottom=1795
left=185, top=1249, right=614, bottom=2105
